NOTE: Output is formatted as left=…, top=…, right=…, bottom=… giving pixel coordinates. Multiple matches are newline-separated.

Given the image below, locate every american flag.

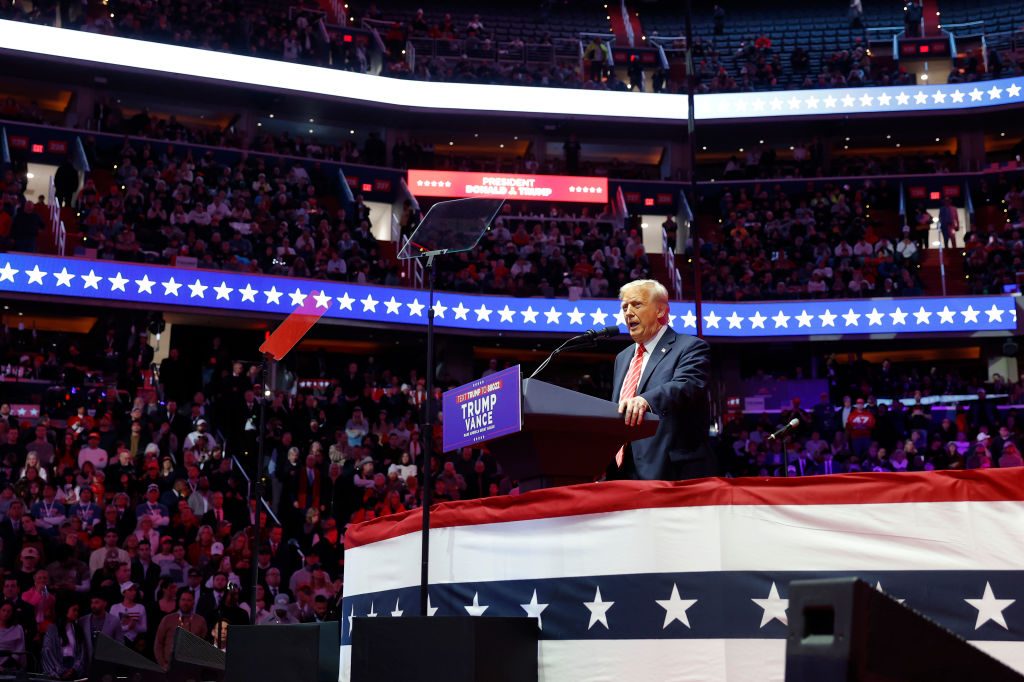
left=341, top=468, right=1024, bottom=681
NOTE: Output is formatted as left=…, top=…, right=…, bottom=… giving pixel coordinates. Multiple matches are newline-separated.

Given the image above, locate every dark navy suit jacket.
left=611, top=326, right=712, bottom=480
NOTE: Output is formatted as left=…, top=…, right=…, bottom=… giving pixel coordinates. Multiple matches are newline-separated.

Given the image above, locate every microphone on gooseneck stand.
left=529, top=327, right=622, bottom=380
left=767, top=418, right=801, bottom=441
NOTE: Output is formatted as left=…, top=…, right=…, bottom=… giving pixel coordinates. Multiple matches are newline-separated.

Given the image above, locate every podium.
left=485, top=378, right=658, bottom=492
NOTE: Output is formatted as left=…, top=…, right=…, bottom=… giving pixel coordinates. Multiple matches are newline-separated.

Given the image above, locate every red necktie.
left=615, top=344, right=646, bottom=467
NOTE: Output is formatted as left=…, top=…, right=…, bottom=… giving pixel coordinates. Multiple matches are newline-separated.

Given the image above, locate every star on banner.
left=865, top=307, right=884, bottom=326
left=188, top=278, right=208, bottom=298
left=520, top=590, right=549, bottom=630
left=988, top=85, right=1003, bottom=100
left=464, top=592, right=489, bottom=617
left=82, top=270, right=101, bottom=289
left=818, top=309, right=837, bottom=327
left=748, top=311, right=767, bottom=329
left=795, top=310, right=813, bottom=328
left=890, top=307, right=908, bottom=325
left=877, top=92, right=892, bottom=106
left=584, top=587, right=614, bottom=630
left=914, top=91, right=928, bottom=105
left=520, top=306, right=538, bottom=324
left=932, top=90, right=946, bottom=104
left=134, top=274, right=154, bottom=293
left=406, top=298, right=424, bottom=317
left=313, top=291, right=332, bottom=309
left=965, top=582, right=1014, bottom=630
left=614, top=310, right=627, bottom=328
left=239, top=283, right=257, bottom=303
left=214, top=282, right=233, bottom=301
left=823, top=94, right=837, bottom=108
left=679, top=310, right=697, bottom=328
left=432, top=300, right=448, bottom=318
left=985, top=304, right=1004, bottom=322
left=590, top=308, right=609, bottom=326
left=361, top=294, right=378, bottom=313
left=288, top=288, right=307, bottom=307
left=969, top=87, right=983, bottom=101
left=895, top=91, right=910, bottom=105
left=937, top=305, right=956, bottom=324
left=769, top=97, right=783, bottom=110
left=0, top=263, right=17, bottom=282
left=55, top=267, right=75, bottom=287
left=108, top=272, right=128, bottom=291
left=859, top=92, right=873, bottom=107
left=25, top=265, right=46, bottom=284
left=950, top=89, right=965, bottom=103
left=805, top=95, right=819, bottom=109
left=962, top=305, right=980, bottom=323
left=384, top=296, right=402, bottom=315
left=753, top=582, right=788, bottom=628
left=567, top=307, right=585, bottom=325
left=771, top=310, right=790, bottom=328
left=656, top=584, right=697, bottom=629
left=704, top=311, right=721, bottom=328
left=787, top=96, right=801, bottom=110
left=726, top=312, right=743, bottom=329
left=841, top=93, right=855, bottom=107
left=498, top=305, right=516, bottom=323
left=1008, top=83, right=1021, bottom=98
left=264, top=286, right=282, bottom=305
left=390, top=599, right=403, bottom=618
left=875, top=582, right=905, bottom=605
left=160, top=276, right=181, bottom=296
left=366, top=602, right=377, bottom=618
left=543, top=306, right=561, bottom=324
left=842, top=308, right=861, bottom=326
left=426, top=596, right=438, bottom=617
left=337, top=292, right=355, bottom=310
left=474, top=304, right=492, bottom=322
left=913, top=306, right=932, bottom=324
left=452, top=302, right=469, bottom=320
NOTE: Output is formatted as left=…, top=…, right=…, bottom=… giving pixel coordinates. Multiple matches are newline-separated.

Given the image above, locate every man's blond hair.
left=619, top=279, right=669, bottom=304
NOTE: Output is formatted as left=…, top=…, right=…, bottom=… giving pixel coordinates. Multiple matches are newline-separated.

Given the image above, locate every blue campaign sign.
left=0, top=253, right=1017, bottom=338
left=442, top=366, right=522, bottom=452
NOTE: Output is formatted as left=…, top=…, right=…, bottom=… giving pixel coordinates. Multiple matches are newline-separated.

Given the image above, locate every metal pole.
left=419, top=257, right=436, bottom=616
left=249, top=353, right=270, bottom=624
left=685, top=0, right=703, bottom=337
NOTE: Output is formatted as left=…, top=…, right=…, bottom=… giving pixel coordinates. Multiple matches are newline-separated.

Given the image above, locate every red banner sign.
left=47, top=140, right=67, bottom=154
left=407, top=170, right=608, bottom=203
left=8, top=136, right=28, bottom=150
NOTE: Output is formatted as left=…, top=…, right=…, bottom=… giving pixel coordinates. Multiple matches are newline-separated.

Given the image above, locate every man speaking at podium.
left=611, top=279, right=714, bottom=481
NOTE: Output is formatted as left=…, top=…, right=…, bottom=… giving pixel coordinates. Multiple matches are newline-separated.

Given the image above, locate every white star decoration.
left=188, top=278, right=207, bottom=298
left=771, top=310, right=790, bottom=328
left=752, top=582, right=788, bottom=627
left=818, top=309, right=837, bottom=327
left=384, top=296, right=402, bottom=315
left=567, top=307, right=585, bottom=325
left=160, top=276, right=180, bottom=296
left=748, top=311, right=767, bottom=329
left=865, top=307, right=884, bottom=326
left=795, top=310, right=813, bottom=328
left=0, top=263, right=17, bottom=282
left=390, top=598, right=403, bottom=618
left=426, top=596, right=438, bottom=617
left=288, top=288, right=307, bottom=307
left=25, top=265, right=46, bottom=284
left=474, top=304, right=492, bottom=322
left=961, top=305, right=979, bottom=323
left=913, top=306, right=931, bottom=325
left=656, top=584, right=697, bottom=629
left=81, top=269, right=101, bottom=289
left=214, top=281, right=233, bottom=301
left=938, top=305, right=956, bottom=324
left=264, top=286, right=282, bottom=305
left=726, top=312, right=743, bottom=329
left=543, top=306, right=561, bottom=324
left=361, top=294, right=378, bottom=313
left=1008, top=83, right=1022, bottom=98
left=584, top=587, right=614, bottom=630
left=965, top=582, right=1014, bottom=630
left=679, top=310, right=697, bottom=328
left=890, top=307, right=908, bottom=325
left=108, top=272, right=128, bottom=291
left=452, top=302, right=469, bottom=320
left=498, top=305, right=516, bottom=323
left=313, top=291, right=332, bottom=309
left=842, top=308, right=860, bottom=326
left=432, top=300, right=447, bottom=318
left=54, top=267, right=75, bottom=287
left=521, top=306, right=538, bottom=324
left=464, top=592, right=489, bottom=617
left=590, top=308, right=609, bottom=326
left=986, top=304, right=1004, bottom=322
left=135, top=274, right=155, bottom=294
left=239, top=284, right=257, bottom=302
left=704, top=311, right=721, bottom=328
left=337, top=292, right=355, bottom=310
left=520, top=590, right=549, bottom=630
left=407, top=298, right=425, bottom=316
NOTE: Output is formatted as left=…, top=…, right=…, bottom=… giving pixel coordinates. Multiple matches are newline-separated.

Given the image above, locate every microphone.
left=528, top=327, right=621, bottom=380
left=287, top=538, right=306, bottom=560
left=767, top=418, right=800, bottom=441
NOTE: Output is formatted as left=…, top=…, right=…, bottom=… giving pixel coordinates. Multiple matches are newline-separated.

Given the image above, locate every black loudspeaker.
left=786, top=577, right=1024, bottom=682
left=351, top=617, right=538, bottom=682
left=224, top=622, right=340, bottom=682
left=89, top=632, right=166, bottom=682
left=167, top=628, right=226, bottom=682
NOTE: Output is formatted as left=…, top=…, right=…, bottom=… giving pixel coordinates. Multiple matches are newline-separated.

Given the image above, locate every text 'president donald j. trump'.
left=611, top=279, right=714, bottom=481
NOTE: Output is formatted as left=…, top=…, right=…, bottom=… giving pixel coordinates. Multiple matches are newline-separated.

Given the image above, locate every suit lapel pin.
left=661, top=348, right=667, bottom=353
